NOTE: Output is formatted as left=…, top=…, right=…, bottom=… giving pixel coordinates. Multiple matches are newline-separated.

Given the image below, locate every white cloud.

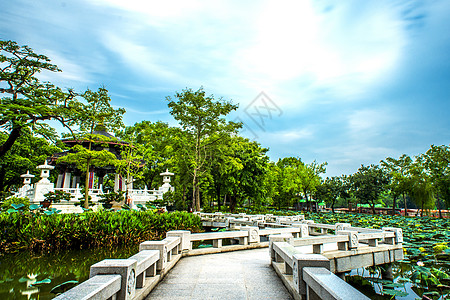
left=347, top=108, right=394, bottom=139
left=37, top=50, right=93, bottom=87
left=122, top=106, right=169, bottom=116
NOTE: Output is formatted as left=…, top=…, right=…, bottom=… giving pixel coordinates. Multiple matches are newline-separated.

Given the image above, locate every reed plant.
left=0, top=210, right=202, bottom=254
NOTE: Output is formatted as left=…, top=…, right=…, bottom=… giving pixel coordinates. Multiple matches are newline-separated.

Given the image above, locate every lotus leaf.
left=11, top=203, right=25, bottom=209
left=382, top=289, right=409, bottom=297
left=50, top=280, right=78, bottom=294
left=31, top=278, right=51, bottom=286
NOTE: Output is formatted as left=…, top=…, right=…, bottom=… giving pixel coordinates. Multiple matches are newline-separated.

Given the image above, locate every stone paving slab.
left=146, top=248, right=292, bottom=300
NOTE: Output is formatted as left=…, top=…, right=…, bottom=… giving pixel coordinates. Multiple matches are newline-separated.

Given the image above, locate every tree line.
left=316, top=148, right=450, bottom=217
left=1, top=40, right=449, bottom=214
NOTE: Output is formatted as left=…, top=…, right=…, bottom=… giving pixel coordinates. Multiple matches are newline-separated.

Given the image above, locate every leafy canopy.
left=0, top=40, right=79, bottom=156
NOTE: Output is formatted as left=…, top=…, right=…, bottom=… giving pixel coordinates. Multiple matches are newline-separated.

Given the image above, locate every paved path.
left=146, top=248, right=292, bottom=300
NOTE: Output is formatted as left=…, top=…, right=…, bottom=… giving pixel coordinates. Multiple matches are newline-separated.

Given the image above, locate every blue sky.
left=1, top=0, right=449, bottom=176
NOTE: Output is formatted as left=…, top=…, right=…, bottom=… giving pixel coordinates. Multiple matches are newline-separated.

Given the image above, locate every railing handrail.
left=303, top=267, right=370, bottom=300
left=53, top=274, right=121, bottom=300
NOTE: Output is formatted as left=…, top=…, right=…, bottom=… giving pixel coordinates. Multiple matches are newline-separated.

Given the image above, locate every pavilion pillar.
left=56, top=173, right=64, bottom=188
left=114, top=174, right=125, bottom=192
left=88, top=172, right=95, bottom=189
left=63, top=171, right=71, bottom=188
left=71, top=175, right=79, bottom=189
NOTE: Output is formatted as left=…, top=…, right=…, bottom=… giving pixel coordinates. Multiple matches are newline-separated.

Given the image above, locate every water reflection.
left=0, top=245, right=139, bottom=299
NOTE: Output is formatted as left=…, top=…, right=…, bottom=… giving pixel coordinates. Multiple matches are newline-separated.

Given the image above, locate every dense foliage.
left=1, top=40, right=449, bottom=216
left=0, top=210, right=202, bottom=254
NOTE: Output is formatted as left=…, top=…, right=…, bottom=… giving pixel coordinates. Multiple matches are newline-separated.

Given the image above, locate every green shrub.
left=0, top=197, right=30, bottom=212
left=0, top=210, right=202, bottom=254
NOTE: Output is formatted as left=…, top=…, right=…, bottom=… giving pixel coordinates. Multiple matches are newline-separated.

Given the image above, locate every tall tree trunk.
left=421, top=201, right=424, bottom=217
left=196, top=188, right=200, bottom=211
left=303, top=189, right=310, bottom=211
left=0, top=126, right=22, bottom=157
left=0, top=168, right=6, bottom=195
left=84, top=158, right=91, bottom=209
left=230, top=195, right=237, bottom=213
left=437, top=195, right=443, bottom=218
left=402, top=193, right=408, bottom=216
left=216, top=184, right=221, bottom=211
left=192, top=170, right=197, bottom=211
left=84, top=140, right=93, bottom=209
left=392, top=196, right=397, bottom=216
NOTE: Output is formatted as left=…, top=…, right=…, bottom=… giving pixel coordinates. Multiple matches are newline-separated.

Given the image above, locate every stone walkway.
left=146, top=248, right=292, bottom=300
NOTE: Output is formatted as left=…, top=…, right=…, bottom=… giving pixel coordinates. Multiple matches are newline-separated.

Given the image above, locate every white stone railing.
left=54, top=274, right=121, bottom=300
left=269, top=223, right=404, bottom=299
left=55, top=215, right=404, bottom=300
left=197, top=212, right=305, bottom=229
left=129, top=188, right=163, bottom=202
left=303, top=267, right=370, bottom=300
left=271, top=241, right=370, bottom=300
left=54, top=232, right=184, bottom=300
left=11, top=188, right=35, bottom=199
left=52, top=187, right=103, bottom=202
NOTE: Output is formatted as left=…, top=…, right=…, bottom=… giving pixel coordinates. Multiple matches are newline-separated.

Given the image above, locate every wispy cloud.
left=2, top=0, right=449, bottom=177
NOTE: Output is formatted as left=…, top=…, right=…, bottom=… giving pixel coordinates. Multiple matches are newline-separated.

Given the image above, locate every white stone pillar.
left=71, top=176, right=78, bottom=189
left=90, top=259, right=137, bottom=300
left=114, top=174, right=121, bottom=192
left=56, top=173, right=64, bottom=188
left=293, top=253, right=330, bottom=296
left=63, top=172, right=71, bottom=189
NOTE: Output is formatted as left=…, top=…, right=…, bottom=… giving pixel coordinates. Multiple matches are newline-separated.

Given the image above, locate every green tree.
left=409, top=156, right=435, bottom=217
left=274, top=157, right=304, bottom=209
left=120, top=121, right=179, bottom=189
left=381, top=154, right=414, bottom=215
left=314, top=176, right=342, bottom=213
left=0, top=40, right=78, bottom=157
left=58, top=87, right=125, bottom=208
left=219, top=136, right=270, bottom=212
left=298, top=160, right=327, bottom=211
left=420, top=144, right=450, bottom=215
left=350, top=164, right=390, bottom=214
left=0, top=129, right=60, bottom=199
left=114, top=141, right=144, bottom=202
left=167, top=87, right=240, bottom=211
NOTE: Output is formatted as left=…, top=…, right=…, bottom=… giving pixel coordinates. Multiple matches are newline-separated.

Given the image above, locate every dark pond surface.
left=0, top=245, right=139, bottom=299
left=0, top=246, right=443, bottom=300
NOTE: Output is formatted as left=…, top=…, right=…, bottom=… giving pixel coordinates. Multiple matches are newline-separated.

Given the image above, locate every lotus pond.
left=0, top=212, right=449, bottom=299
left=304, top=212, right=450, bottom=299
left=0, top=244, right=139, bottom=299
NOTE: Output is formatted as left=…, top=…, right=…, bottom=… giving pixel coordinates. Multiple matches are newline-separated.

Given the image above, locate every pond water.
left=0, top=246, right=442, bottom=299
left=347, top=263, right=420, bottom=300
left=0, top=245, right=138, bottom=299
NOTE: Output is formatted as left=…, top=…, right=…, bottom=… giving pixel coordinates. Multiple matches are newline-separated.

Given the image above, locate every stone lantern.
left=159, top=169, right=174, bottom=193
left=33, top=161, right=55, bottom=202
left=20, top=171, right=35, bottom=191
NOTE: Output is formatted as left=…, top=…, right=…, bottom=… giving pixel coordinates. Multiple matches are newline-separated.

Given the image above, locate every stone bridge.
left=55, top=213, right=403, bottom=300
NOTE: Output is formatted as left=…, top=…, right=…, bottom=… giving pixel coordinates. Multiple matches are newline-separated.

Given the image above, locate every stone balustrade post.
left=243, top=226, right=260, bottom=243
left=269, top=234, right=293, bottom=261
left=292, top=253, right=330, bottom=297
left=382, top=227, right=403, bottom=245
left=167, top=230, right=191, bottom=252
left=292, top=222, right=309, bottom=238
left=90, top=259, right=137, bottom=300
left=335, top=223, right=351, bottom=232
left=139, top=241, right=167, bottom=271
left=337, top=230, right=359, bottom=249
